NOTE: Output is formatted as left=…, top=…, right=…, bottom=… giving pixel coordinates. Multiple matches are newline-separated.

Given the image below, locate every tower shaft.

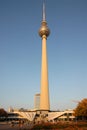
left=39, top=1, right=50, bottom=111
left=40, top=35, right=50, bottom=110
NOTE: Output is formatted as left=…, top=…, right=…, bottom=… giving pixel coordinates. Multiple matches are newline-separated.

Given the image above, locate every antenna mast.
left=43, top=0, right=46, bottom=21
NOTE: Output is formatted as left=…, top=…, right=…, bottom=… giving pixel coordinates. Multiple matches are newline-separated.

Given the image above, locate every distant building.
left=34, top=94, right=40, bottom=110
left=8, top=107, right=14, bottom=112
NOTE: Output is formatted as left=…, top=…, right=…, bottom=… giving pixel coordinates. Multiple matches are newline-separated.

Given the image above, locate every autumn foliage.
left=32, top=122, right=87, bottom=130
left=74, top=98, right=87, bottom=119
left=0, top=108, right=8, bottom=117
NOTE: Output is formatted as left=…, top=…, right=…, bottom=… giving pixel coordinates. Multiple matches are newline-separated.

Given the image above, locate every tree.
left=0, top=108, right=8, bottom=117
left=74, top=98, right=87, bottom=120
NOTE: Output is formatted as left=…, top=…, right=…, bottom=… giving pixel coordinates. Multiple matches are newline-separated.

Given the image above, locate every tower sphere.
left=39, top=21, right=50, bottom=37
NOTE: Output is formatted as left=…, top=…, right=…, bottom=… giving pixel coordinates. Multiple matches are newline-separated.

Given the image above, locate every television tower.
left=39, top=1, right=50, bottom=111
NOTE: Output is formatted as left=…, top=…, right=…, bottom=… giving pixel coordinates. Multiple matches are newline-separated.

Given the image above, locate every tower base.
left=35, top=110, right=50, bottom=123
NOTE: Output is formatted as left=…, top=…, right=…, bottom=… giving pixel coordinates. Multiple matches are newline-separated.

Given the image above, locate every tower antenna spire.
left=43, top=0, right=46, bottom=21
left=39, top=0, right=50, bottom=38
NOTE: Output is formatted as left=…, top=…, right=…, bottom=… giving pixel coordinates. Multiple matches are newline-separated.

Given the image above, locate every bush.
left=31, top=121, right=87, bottom=130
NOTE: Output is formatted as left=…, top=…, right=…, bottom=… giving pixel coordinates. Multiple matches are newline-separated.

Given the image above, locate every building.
left=47, top=110, right=75, bottom=122
left=5, top=109, right=75, bottom=123
left=34, top=94, right=40, bottom=110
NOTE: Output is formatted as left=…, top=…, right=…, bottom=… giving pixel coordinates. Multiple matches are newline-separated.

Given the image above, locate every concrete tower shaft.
left=39, top=1, right=50, bottom=111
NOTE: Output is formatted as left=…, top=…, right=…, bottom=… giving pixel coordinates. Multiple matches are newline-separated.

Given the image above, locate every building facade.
left=34, top=94, right=40, bottom=110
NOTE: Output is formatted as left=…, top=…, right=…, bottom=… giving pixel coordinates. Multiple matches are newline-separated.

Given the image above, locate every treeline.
left=0, top=108, right=8, bottom=121
left=74, top=98, right=87, bottom=120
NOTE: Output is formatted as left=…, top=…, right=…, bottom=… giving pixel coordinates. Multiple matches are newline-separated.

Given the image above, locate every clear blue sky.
left=0, top=0, right=87, bottom=111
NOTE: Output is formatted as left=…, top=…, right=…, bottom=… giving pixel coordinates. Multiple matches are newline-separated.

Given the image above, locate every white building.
left=34, top=94, right=40, bottom=110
